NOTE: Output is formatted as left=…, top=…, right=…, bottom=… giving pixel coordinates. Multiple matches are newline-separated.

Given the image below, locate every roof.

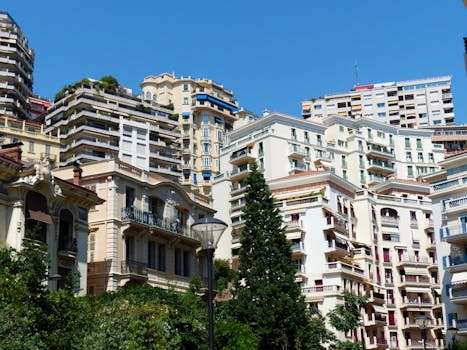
left=269, top=170, right=323, bottom=182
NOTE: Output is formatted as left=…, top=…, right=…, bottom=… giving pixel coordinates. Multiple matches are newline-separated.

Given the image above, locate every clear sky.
left=3, top=1, right=467, bottom=122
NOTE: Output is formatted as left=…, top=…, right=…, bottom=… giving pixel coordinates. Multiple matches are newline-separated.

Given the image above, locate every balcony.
left=444, top=196, right=467, bottom=215
left=57, top=239, right=78, bottom=261
left=367, top=144, right=394, bottom=159
left=325, top=216, right=349, bottom=234
left=405, top=338, right=442, bottom=349
left=366, top=337, right=388, bottom=349
left=398, top=255, right=430, bottom=267
left=399, top=274, right=431, bottom=288
left=366, top=290, right=385, bottom=304
left=448, top=255, right=467, bottom=272
left=229, top=164, right=252, bottom=181
left=445, top=225, right=467, bottom=244
left=301, top=285, right=341, bottom=302
left=433, top=177, right=466, bottom=194
left=456, top=318, right=467, bottom=335
left=290, top=241, right=305, bottom=257
left=285, top=220, right=305, bottom=233
left=402, top=317, right=435, bottom=330
left=121, top=207, right=196, bottom=242
left=325, top=238, right=349, bottom=257
left=367, top=159, right=395, bottom=174
left=401, top=295, right=432, bottom=309
left=364, top=312, right=387, bottom=327
left=380, top=216, right=399, bottom=228
left=229, top=147, right=255, bottom=165
left=324, top=261, right=365, bottom=279
left=120, top=259, right=148, bottom=281
left=230, top=183, right=248, bottom=196
left=288, top=146, right=309, bottom=159
left=450, top=285, right=467, bottom=304
left=289, top=162, right=307, bottom=174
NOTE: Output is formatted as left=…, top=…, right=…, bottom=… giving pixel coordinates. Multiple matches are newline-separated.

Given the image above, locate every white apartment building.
left=212, top=112, right=446, bottom=348
left=302, top=76, right=454, bottom=128
left=141, top=73, right=240, bottom=195
left=44, top=80, right=181, bottom=179
left=0, top=12, right=34, bottom=119
left=54, top=159, right=214, bottom=295
left=425, top=152, right=467, bottom=346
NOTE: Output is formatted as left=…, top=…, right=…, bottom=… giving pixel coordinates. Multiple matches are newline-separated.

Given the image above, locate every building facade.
left=0, top=12, right=34, bottom=119
left=0, top=147, right=102, bottom=294
left=141, top=73, right=239, bottom=195
left=54, top=159, right=215, bottom=295
left=0, top=115, right=60, bottom=163
left=425, top=152, right=467, bottom=346
left=424, top=124, right=467, bottom=156
left=212, top=112, right=446, bottom=348
left=302, top=76, right=454, bottom=128
left=44, top=79, right=181, bottom=179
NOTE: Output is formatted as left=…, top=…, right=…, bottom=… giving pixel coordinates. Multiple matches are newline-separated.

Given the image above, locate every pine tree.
left=230, top=162, right=313, bottom=349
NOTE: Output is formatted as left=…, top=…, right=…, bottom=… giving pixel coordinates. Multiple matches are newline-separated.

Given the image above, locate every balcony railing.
left=121, top=259, right=148, bottom=275
left=451, top=286, right=467, bottom=299
left=326, top=261, right=364, bottom=276
left=121, top=207, right=194, bottom=239
left=399, top=255, right=429, bottom=264
left=381, top=216, right=399, bottom=226
left=445, top=196, right=467, bottom=211
left=433, top=178, right=463, bottom=192
left=400, top=275, right=431, bottom=284
left=302, top=285, right=341, bottom=294
left=402, top=296, right=431, bottom=305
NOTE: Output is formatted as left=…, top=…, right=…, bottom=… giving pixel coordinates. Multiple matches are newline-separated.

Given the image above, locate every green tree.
left=214, top=259, right=234, bottom=293
left=229, top=161, right=313, bottom=349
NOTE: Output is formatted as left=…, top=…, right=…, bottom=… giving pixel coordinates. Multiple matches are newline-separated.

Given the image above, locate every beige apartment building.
left=0, top=146, right=102, bottom=294
left=424, top=124, right=467, bottom=156
left=212, top=112, right=446, bottom=348
left=54, top=159, right=214, bottom=295
left=44, top=80, right=181, bottom=179
left=141, top=73, right=239, bottom=195
left=0, top=12, right=34, bottom=119
left=0, top=115, right=60, bottom=163
left=302, top=76, right=454, bottom=128
left=425, top=152, right=467, bottom=347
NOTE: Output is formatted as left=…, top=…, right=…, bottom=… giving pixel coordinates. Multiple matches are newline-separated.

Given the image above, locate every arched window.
left=25, top=191, right=50, bottom=243
left=58, top=209, right=74, bottom=251
left=381, top=208, right=398, bottom=218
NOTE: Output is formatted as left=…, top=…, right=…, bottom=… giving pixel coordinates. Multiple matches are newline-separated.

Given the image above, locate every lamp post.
left=415, top=315, right=429, bottom=350
left=447, top=327, right=458, bottom=350
left=191, top=217, right=228, bottom=350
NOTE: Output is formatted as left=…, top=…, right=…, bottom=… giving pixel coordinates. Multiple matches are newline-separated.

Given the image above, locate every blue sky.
left=3, top=1, right=467, bottom=123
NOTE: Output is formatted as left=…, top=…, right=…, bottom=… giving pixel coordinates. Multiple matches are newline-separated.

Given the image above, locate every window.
left=183, top=84, right=189, bottom=91
left=315, top=105, right=322, bottom=110
left=202, top=114, right=209, bottom=124
left=258, top=142, right=264, bottom=155
left=377, top=102, right=385, bottom=108
left=158, top=244, right=166, bottom=272
left=432, top=110, right=441, bottom=116
left=304, top=131, right=309, bottom=143
left=202, top=128, right=210, bottom=138
left=405, top=138, right=411, bottom=148
left=359, top=155, right=364, bottom=168
left=45, top=144, right=51, bottom=156
left=363, top=94, right=372, bottom=100
left=202, top=156, right=211, bottom=167
left=342, top=170, right=347, bottom=180
left=341, top=155, right=347, bottom=168
left=363, top=104, right=372, bottom=109
left=419, top=113, right=427, bottom=118
left=430, top=100, right=440, bottom=106
left=377, top=112, right=386, bottom=117
left=145, top=91, right=152, bottom=100
left=317, top=135, right=322, bottom=146
left=28, top=141, right=34, bottom=153
left=417, top=152, right=424, bottom=162
left=291, top=128, right=297, bottom=139
left=339, top=125, right=344, bottom=132
left=360, top=170, right=365, bottom=183
left=407, top=166, right=414, bottom=178
left=377, top=131, right=385, bottom=138
left=259, top=158, right=264, bottom=170
left=327, top=103, right=336, bottom=109
left=375, top=92, right=384, bottom=97
left=416, top=138, right=422, bottom=149
left=358, top=140, right=363, bottom=152
left=183, top=97, right=189, bottom=105
left=217, top=130, right=223, bottom=142
left=433, top=120, right=442, bottom=125
left=367, top=128, right=373, bottom=139
left=406, top=152, right=412, bottom=162
left=428, top=153, right=434, bottom=163
left=203, top=142, right=210, bottom=153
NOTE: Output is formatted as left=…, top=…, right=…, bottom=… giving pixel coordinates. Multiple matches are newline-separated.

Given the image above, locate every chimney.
left=72, top=161, right=82, bottom=185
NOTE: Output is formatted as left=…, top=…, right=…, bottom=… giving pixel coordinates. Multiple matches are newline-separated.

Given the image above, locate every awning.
left=29, top=210, right=53, bottom=224
left=182, top=112, right=190, bottom=117
left=183, top=170, right=191, bottom=175
left=404, top=267, right=428, bottom=275
left=372, top=305, right=387, bottom=314
left=286, top=232, right=302, bottom=240
left=405, top=287, right=430, bottom=293
left=451, top=271, right=467, bottom=285
left=196, top=94, right=238, bottom=111
left=214, top=117, right=224, bottom=124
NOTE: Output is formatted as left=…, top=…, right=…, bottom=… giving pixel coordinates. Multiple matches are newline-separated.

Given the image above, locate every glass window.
left=183, top=97, right=189, bottom=105
left=29, top=141, right=34, bottom=153
left=405, top=138, right=411, bottom=148
left=202, top=114, right=209, bottom=124
left=145, top=91, right=152, bottom=100
left=203, top=142, right=210, bottom=153
left=202, top=128, right=210, bottom=138
left=377, top=102, right=385, bottom=108
left=407, top=166, right=414, bottom=177
left=416, top=138, right=422, bottom=149
left=406, top=152, right=412, bottom=162
left=183, top=84, right=189, bottom=91
left=291, top=128, right=297, bottom=139
left=417, top=152, right=424, bottom=162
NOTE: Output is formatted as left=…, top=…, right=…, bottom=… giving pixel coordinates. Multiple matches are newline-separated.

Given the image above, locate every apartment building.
left=141, top=73, right=239, bottom=195
left=302, top=76, right=454, bottom=128
left=0, top=12, right=34, bottom=119
left=0, top=146, right=103, bottom=294
left=54, top=159, right=214, bottom=295
left=28, top=94, right=51, bottom=119
left=44, top=79, right=181, bottom=179
left=212, top=112, right=445, bottom=348
left=424, top=124, right=467, bottom=156
left=425, top=152, right=467, bottom=346
left=0, top=115, right=60, bottom=163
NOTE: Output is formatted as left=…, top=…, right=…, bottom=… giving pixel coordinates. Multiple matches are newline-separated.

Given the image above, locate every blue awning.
left=196, top=94, right=238, bottom=111
left=214, top=117, right=224, bottom=124
left=183, top=170, right=191, bottom=175
left=182, top=112, right=190, bottom=117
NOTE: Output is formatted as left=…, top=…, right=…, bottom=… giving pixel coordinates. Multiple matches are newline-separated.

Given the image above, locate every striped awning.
left=451, top=271, right=467, bottom=285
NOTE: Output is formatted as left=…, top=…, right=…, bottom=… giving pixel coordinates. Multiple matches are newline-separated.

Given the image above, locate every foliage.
left=334, top=340, right=362, bottom=350
left=229, top=161, right=313, bottom=349
left=214, top=259, right=234, bottom=293
left=99, top=75, right=119, bottom=91
left=306, top=307, right=337, bottom=349
left=328, top=291, right=367, bottom=333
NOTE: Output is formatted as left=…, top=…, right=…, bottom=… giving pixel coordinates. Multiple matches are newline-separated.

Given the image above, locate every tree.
left=229, top=161, right=313, bottom=349
left=328, top=291, right=367, bottom=349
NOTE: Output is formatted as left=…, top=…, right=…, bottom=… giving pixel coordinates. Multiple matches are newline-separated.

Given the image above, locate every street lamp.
left=447, top=327, right=458, bottom=350
left=415, top=315, right=429, bottom=350
left=191, top=217, right=228, bottom=350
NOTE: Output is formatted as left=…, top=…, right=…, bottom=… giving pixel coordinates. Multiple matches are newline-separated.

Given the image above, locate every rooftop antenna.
left=354, top=61, right=360, bottom=87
